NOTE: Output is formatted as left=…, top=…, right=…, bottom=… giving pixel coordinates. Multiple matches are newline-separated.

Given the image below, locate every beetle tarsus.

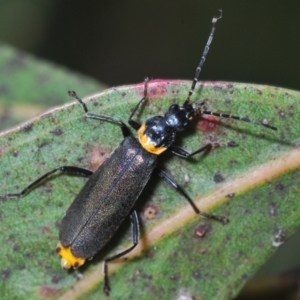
left=103, top=274, right=111, bottom=296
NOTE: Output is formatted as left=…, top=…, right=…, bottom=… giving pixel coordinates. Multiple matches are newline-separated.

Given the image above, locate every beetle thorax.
left=137, top=103, right=195, bottom=155
left=164, top=104, right=195, bottom=130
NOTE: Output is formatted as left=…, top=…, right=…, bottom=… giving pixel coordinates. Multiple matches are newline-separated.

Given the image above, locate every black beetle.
left=0, top=10, right=276, bottom=295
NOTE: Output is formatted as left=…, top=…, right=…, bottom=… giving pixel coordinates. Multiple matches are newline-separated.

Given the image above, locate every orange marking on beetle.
left=138, top=124, right=167, bottom=155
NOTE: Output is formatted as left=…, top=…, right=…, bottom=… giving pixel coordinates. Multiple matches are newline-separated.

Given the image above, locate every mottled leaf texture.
left=0, top=76, right=299, bottom=300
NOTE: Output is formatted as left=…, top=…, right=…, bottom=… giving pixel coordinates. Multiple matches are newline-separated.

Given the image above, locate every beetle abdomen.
left=59, top=136, right=157, bottom=258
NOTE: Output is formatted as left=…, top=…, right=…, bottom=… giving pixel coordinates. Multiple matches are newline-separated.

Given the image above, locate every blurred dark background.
left=0, top=0, right=299, bottom=90
left=0, top=0, right=300, bottom=296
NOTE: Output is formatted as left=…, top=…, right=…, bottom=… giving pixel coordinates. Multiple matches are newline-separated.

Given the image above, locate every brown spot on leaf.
left=226, top=193, right=235, bottom=198
left=143, top=204, right=159, bottom=220
left=1, top=268, right=11, bottom=280
left=41, top=225, right=51, bottom=234
left=21, top=123, right=33, bottom=132
left=51, top=274, right=63, bottom=284
left=277, top=109, right=286, bottom=118
left=50, top=128, right=63, bottom=136
left=194, top=222, right=212, bottom=238
left=200, top=247, right=207, bottom=254
left=89, top=147, right=110, bottom=171
left=213, top=171, right=225, bottom=183
left=193, top=270, right=201, bottom=279
left=51, top=118, right=60, bottom=125
left=38, top=141, right=50, bottom=149
left=269, top=202, right=277, bottom=217
left=275, top=182, right=285, bottom=192
left=39, top=286, right=58, bottom=297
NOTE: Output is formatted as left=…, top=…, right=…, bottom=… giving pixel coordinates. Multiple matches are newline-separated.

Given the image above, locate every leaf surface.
left=0, top=80, right=299, bottom=300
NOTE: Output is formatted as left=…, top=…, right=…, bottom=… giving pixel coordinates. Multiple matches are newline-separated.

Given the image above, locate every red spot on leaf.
left=148, top=80, right=168, bottom=98
left=137, top=79, right=168, bottom=98
left=39, top=286, right=57, bottom=297
left=197, top=115, right=220, bottom=133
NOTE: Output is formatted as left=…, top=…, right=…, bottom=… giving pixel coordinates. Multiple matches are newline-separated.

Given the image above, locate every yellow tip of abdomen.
left=56, top=243, right=86, bottom=269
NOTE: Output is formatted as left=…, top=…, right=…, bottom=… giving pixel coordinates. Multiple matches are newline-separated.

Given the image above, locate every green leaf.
left=0, top=79, right=299, bottom=300
left=0, top=43, right=106, bottom=130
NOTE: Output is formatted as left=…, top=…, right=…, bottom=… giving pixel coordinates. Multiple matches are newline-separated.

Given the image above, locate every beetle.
left=0, top=10, right=277, bottom=295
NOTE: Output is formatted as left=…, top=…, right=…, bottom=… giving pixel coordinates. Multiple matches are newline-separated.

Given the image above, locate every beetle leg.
left=128, top=78, right=150, bottom=131
left=169, top=140, right=237, bottom=158
left=103, top=210, right=139, bottom=295
left=0, top=166, right=93, bottom=199
left=68, top=90, right=131, bottom=138
left=85, top=112, right=132, bottom=138
left=155, top=168, right=228, bottom=225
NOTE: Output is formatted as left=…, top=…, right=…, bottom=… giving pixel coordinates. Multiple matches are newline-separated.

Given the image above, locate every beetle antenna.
left=184, top=9, right=222, bottom=106
left=201, top=109, right=277, bottom=131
